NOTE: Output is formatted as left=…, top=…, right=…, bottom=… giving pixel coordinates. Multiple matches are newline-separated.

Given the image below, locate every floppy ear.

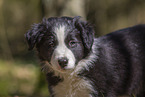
left=74, top=16, right=95, bottom=55
left=25, top=23, right=44, bottom=50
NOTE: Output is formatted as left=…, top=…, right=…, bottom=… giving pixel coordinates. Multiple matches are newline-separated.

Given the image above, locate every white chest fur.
left=52, top=74, right=93, bottom=97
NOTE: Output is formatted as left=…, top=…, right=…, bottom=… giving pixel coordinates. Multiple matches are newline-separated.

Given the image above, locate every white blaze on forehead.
left=55, top=25, right=66, bottom=56
left=50, top=25, right=76, bottom=70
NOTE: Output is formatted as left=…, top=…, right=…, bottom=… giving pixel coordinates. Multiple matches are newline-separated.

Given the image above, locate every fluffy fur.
left=25, top=16, right=145, bottom=97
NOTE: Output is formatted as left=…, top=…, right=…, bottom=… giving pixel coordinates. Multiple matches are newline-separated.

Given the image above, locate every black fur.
left=25, top=16, right=145, bottom=97
left=83, top=24, right=145, bottom=97
left=73, top=16, right=95, bottom=56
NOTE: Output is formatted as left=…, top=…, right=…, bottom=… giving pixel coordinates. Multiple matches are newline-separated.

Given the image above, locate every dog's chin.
left=51, top=64, right=75, bottom=73
left=56, top=66, right=74, bottom=71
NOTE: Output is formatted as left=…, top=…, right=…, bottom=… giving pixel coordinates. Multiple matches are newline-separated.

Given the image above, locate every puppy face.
left=25, top=16, right=94, bottom=72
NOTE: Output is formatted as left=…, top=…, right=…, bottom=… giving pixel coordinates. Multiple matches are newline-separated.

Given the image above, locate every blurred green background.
left=0, top=0, right=145, bottom=96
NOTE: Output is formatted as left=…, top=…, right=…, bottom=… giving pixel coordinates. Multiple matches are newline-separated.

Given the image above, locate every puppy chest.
left=52, top=77, right=92, bottom=97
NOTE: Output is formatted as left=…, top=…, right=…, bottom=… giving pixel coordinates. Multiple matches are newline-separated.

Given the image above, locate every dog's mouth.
left=56, top=63, right=74, bottom=71
left=57, top=64, right=66, bottom=71
left=43, top=61, right=71, bottom=73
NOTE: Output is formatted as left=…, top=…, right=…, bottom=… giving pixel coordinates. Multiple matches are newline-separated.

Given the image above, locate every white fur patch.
left=42, top=61, right=96, bottom=97
left=52, top=74, right=94, bottom=97
left=50, top=25, right=76, bottom=70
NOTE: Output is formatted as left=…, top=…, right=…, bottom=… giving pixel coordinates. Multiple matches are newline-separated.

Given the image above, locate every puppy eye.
left=69, top=41, right=77, bottom=48
left=48, top=41, right=54, bottom=47
left=44, top=41, right=54, bottom=48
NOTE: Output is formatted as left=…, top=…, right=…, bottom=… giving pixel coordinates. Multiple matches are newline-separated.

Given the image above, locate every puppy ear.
left=25, top=23, right=44, bottom=50
left=74, top=17, right=94, bottom=55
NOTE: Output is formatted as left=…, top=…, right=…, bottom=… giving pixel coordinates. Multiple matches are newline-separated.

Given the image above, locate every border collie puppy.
left=25, top=16, right=145, bottom=97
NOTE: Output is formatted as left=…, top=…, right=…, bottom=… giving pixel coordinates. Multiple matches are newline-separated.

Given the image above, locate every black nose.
left=58, top=57, right=68, bottom=68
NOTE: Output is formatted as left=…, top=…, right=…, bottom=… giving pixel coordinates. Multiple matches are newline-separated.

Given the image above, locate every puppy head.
left=25, top=16, right=94, bottom=72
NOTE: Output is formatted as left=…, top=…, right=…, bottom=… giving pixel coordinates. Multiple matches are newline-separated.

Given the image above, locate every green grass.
left=0, top=59, right=49, bottom=97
